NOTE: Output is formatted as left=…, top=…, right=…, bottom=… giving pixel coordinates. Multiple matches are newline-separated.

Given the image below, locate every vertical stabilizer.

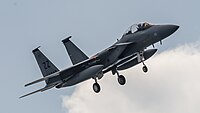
left=62, top=36, right=89, bottom=65
left=32, top=47, right=60, bottom=85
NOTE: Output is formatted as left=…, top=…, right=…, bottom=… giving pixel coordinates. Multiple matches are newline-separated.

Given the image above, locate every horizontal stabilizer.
left=19, top=88, right=43, bottom=99
left=25, top=72, right=60, bottom=87
left=19, top=83, right=57, bottom=99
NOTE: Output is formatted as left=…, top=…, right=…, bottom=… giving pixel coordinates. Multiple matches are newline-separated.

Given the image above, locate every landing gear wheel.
left=118, top=75, right=126, bottom=85
left=93, top=83, right=101, bottom=93
left=142, top=65, right=148, bottom=73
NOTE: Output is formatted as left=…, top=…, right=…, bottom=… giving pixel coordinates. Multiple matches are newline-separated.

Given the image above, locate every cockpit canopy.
left=123, top=22, right=152, bottom=36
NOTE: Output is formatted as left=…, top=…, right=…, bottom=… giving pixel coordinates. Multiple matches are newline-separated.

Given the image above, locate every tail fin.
left=62, top=36, right=89, bottom=65
left=32, top=47, right=60, bottom=85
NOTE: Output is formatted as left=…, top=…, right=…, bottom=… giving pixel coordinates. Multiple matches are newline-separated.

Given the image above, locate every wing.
left=24, top=57, right=98, bottom=87
left=103, top=53, right=136, bottom=74
left=115, top=42, right=135, bottom=46
left=107, top=42, right=135, bottom=51
left=103, top=42, right=137, bottom=74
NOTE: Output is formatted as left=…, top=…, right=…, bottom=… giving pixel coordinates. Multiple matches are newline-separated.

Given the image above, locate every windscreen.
left=123, top=22, right=152, bottom=36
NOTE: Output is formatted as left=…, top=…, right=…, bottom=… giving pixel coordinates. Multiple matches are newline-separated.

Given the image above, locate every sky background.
left=0, top=0, right=200, bottom=113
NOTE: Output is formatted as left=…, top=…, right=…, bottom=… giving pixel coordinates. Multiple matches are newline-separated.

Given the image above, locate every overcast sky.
left=0, top=0, right=200, bottom=113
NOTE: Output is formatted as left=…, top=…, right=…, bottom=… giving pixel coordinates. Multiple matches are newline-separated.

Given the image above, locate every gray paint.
left=21, top=23, right=179, bottom=98
left=1, top=0, right=199, bottom=113
left=62, top=36, right=89, bottom=65
left=117, top=49, right=157, bottom=70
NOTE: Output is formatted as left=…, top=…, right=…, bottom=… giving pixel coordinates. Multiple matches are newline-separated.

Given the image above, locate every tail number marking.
left=43, top=60, right=50, bottom=69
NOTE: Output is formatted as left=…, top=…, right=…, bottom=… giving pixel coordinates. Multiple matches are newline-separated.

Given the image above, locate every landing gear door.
left=136, top=51, right=144, bottom=63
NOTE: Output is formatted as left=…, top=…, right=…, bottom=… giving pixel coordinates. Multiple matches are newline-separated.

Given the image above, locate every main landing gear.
left=92, top=78, right=100, bottom=93
left=116, top=71, right=126, bottom=85
left=92, top=69, right=126, bottom=93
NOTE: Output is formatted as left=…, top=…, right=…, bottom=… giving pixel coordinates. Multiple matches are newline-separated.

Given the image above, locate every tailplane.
left=62, top=36, right=89, bottom=65
left=32, top=47, right=60, bottom=85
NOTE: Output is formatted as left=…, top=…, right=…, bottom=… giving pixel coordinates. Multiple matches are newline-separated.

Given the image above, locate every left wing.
left=24, top=56, right=97, bottom=87
left=107, top=42, right=135, bottom=51
left=115, top=42, right=135, bottom=46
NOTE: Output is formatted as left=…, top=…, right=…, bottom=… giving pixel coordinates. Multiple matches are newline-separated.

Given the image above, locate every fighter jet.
left=20, top=22, right=179, bottom=98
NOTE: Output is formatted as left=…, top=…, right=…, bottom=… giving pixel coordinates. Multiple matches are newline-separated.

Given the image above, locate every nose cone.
left=167, top=25, right=179, bottom=34
left=157, top=25, right=179, bottom=39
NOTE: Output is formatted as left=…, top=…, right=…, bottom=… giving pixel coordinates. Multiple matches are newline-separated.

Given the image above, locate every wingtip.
left=19, top=96, right=24, bottom=99
left=62, top=36, right=72, bottom=43
left=19, top=94, right=28, bottom=99
left=32, top=46, right=41, bottom=53
left=24, top=82, right=32, bottom=87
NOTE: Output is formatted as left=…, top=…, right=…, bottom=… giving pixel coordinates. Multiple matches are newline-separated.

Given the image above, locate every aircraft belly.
left=118, top=49, right=157, bottom=70
left=61, top=65, right=103, bottom=87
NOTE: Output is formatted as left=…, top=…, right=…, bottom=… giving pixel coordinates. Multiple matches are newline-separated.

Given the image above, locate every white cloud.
left=62, top=43, right=200, bottom=113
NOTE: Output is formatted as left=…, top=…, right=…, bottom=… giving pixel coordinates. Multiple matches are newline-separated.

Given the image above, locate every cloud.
left=62, top=43, right=200, bottom=113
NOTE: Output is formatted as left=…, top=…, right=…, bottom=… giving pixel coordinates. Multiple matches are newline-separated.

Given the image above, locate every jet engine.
left=61, top=65, right=104, bottom=87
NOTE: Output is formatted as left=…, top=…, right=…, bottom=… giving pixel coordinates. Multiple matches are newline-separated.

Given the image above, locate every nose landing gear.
left=137, top=51, right=148, bottom=73
left=142, top=62, right=148, bottom=73
left=142, top=65, right=148, bottom=73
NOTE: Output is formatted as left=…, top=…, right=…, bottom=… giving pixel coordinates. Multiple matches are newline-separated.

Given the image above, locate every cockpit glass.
left=123, top=22, right=152, bottom=36
left=123, top=24, right=138, bottom=35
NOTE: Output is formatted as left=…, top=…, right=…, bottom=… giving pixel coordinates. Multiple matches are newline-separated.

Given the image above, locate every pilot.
left=137, top=22, right=150, bottom=31
left=137, top=23, right=144, bottom=31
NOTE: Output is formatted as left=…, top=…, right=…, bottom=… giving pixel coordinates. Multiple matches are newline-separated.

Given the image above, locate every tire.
left=93, top=83, right=101, bottom=93
left=118, top=75, right=126, bottom=85
left=142, top=65, right=148, bottom=73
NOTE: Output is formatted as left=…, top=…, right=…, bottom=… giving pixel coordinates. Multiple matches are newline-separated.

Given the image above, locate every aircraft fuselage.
left=60, top=24, right=179, bottom=88
left=94, top=25, right=179, bottom=70
left=20, top=23, right=179, bottom=98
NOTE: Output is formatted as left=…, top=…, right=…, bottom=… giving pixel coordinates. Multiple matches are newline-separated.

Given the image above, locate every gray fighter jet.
left=20, top=22, right=179, bottom=98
